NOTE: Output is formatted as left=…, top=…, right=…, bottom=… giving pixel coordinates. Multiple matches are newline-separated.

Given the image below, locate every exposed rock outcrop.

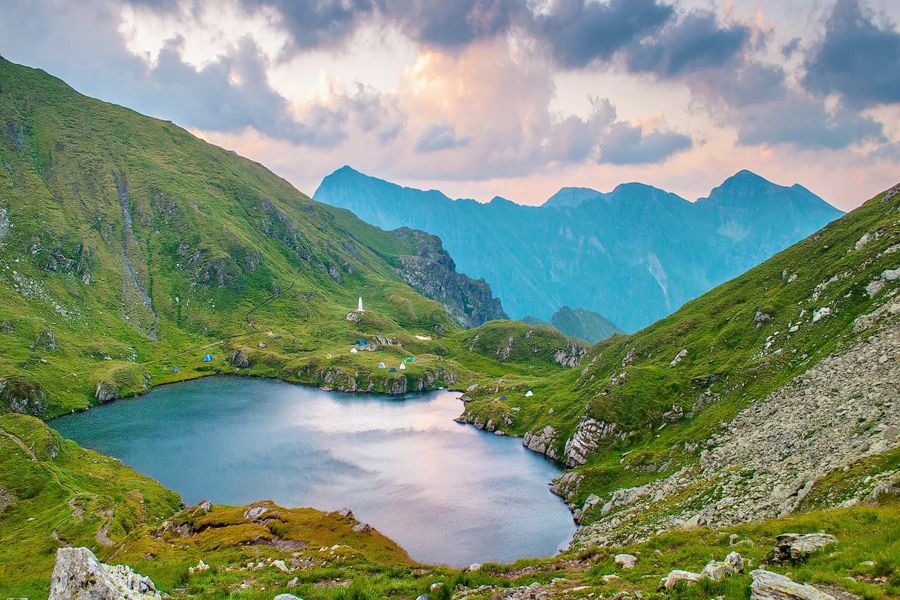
left=563, top=416, right=625, bottom=467
left=573, top=311, right=900, bottom=548
left=554, top=340, right=587, bottom=367
left=772, top=533, right=838, bottom=563
left=392, top=228, right=506, bottom=328
left=750, top=569, right=834, bottom=600
left=231, top=349, right=250, bottom=368
left=49, top=547, right=161, bottom=600
left=0, top=378, right=48, bottom=416
left=522, top=425, right=558, bottom=459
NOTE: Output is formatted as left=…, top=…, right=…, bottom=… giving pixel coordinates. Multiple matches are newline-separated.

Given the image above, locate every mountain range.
left=314, top=166, right=843, bottom=331
left=3, top=55, right=900, bottom=600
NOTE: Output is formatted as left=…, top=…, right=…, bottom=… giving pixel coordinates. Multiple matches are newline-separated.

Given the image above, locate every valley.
left=0, top=54, right=899, bottom=600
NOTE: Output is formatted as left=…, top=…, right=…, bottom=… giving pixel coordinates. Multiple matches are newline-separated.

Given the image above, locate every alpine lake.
left=51, top=376, right=576, bottom=567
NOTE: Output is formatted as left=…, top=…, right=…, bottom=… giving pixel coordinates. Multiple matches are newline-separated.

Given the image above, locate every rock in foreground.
left=49, top=547, right=161, bottom=600
left=750, top=569, right=834, bottom=600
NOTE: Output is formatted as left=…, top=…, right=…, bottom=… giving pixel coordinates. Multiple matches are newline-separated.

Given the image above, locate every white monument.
left=357, top=297, right=364, bottom=312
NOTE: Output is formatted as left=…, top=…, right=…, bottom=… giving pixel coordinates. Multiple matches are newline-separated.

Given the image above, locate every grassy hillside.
left=460, top=180, right=900, bottom=524
left=0, top=56, right=543, bottom=419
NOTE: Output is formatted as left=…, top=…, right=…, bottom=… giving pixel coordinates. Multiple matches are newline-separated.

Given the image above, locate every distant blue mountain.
left=314, top=167, right=843, bottom=331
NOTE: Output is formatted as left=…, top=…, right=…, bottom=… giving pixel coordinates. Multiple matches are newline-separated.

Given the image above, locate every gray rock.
left=750, top=569, right=835, bottom=600
left=523, top=425, right=558, bottom=458
left=273, top=595, right=303, bottom=600
left=614, top=553, right=637, bottom=569
left=352, top=522, right=372, bottom=533
left=670, top=348, right=688, bottom=367
left=659, top=551, right=742, bottom=592
left=49, top=547, right=161, bottom=600
left=699, top=551, right=743, bottom=580
left=659, top=570, right=702, bottom=591
left=773, top=533, right=838, bottom=562
left=231, top=349, right=250, bottom=368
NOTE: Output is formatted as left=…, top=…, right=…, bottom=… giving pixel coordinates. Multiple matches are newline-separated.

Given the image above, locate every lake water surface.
left=52, top=376, right=575, bottom=566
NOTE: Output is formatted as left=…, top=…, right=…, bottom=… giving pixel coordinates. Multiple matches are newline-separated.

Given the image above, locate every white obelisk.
left=357, top=297, right=364, bottom=312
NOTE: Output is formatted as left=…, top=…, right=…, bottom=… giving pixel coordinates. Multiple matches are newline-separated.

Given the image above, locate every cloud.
left=803, top=0, right=900, bottom=108
left=781, top=36, right=802, bottom=58
left=384, top=0, right=520, bottom=49
left=688, top=62, right=788, bottom=108
left=599, top=121, right=693, bottom=164
left=625, top=9, right=751, bottom=77
left=531, top=0, right=674, bottom=68
left=575, top=98, right=693, bottom=165
left=414, top=119, right=472, bottom=152
left=735, top=93, right=885, bottom=150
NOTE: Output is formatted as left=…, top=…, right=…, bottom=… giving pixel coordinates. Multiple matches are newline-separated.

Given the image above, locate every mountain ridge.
left=314, top=166, right=843, bottom=330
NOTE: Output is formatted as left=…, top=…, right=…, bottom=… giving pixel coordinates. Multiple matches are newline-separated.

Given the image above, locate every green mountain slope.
left=313, top=166, right=843, bottom=331
left=459, top=180, right=900, bottom=544
left=0, top=56, right=512, bottom=418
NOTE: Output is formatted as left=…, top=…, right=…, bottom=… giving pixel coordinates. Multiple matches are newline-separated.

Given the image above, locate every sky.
left=2, top=0, right=900, bottom=210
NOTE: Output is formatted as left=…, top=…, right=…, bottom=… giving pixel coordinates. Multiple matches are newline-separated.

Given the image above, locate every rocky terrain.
left=392, top=228, right=507, bottom=328
left=569, top=305, right=900, bottom=547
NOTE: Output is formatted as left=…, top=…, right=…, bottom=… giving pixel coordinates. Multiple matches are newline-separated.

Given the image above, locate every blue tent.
left=203, top=353, right=212, bottom=362
left=354, top=339, right=361, bottom=345
left=173, top=366, right=180, bottom=373
left=360, top=340, right=367, bottom=346
left=389, top=366, right=398, bottom=372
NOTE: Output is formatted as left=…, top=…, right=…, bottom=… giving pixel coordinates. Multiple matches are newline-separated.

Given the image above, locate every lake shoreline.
left=52, top=377, right=577, bottom=566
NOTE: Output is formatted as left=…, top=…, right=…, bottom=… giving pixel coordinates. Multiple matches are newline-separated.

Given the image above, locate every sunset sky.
left=2, top=0, right=899, bottom=209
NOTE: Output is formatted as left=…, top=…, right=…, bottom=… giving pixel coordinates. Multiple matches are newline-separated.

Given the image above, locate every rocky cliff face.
left=392, top=228, right=506, bottom=328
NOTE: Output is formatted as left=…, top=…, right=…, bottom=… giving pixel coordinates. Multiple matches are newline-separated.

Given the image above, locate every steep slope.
left=0, top=57, right=505, bottom=417
left=313, top=166, right=843, bottom=331
left=459, top=180, right=900, bottom=546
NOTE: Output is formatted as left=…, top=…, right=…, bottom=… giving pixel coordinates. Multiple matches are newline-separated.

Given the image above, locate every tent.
left=173, top=366, right=180, bottom=373
left=525, top=390, right=533, bottom=397
left=399, top=363, right=406, bottom=370
left=354, top=339, right=361, bottom=345
left=378, top=362, right=386, bottom=369
left=360, top=340, right=367, bottom=346
left=389, top=366, right=398, bottom=372
left=405, top=357, right=414, bottom=363
left=350, top=348, right=358, bottom=354
left=203, top=353, right=212, bottom=362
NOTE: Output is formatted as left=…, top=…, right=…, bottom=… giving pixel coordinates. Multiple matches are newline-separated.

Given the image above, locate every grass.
left=1, top=55, right=900, bottom=599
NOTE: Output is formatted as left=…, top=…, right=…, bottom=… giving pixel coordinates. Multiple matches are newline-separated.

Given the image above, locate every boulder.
left=659, top=552, right=742, bottom=592
left=773, top=533, right=838, bottom=563
left=614, top=553, right=637, bottom=569
left=659, top=570, right=702, bottom=591
left=700, top=551, right=743, bottom=580
left=670, top=348, right=688, bottom=367
left=48, top=547, right=161, bottom=600
left=352, top=522, right=372, bottom=533
left=750, top=569, right=835, bottom=600
left=273, top=595, right=303, bottom=600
